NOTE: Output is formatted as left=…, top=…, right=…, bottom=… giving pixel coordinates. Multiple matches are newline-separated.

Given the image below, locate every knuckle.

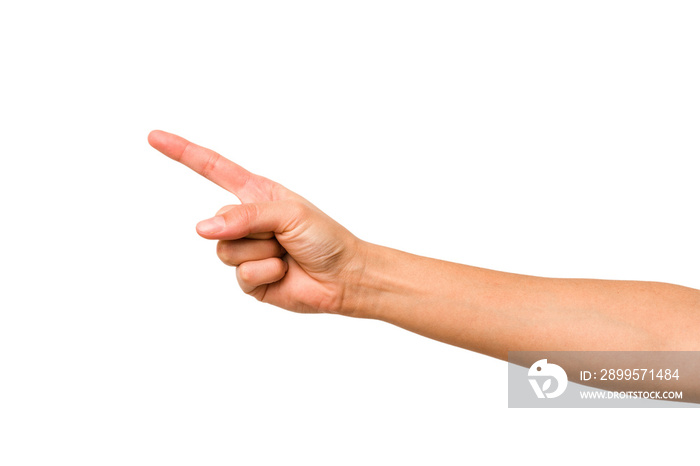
left=216, top=240, right=226, bottom=257
left=237, top=264, right=252, bottom=284
left=216, top=241, right=236, bottom=266
left=288, top=199, right=307, bottom=215
left=175, top=141, right=192, bottom=162
left=238, top=203, right=258, bottom=236
left=281, top=199, right=309, bottom=229
left=200, top=151, right=220, bottom=178
left=220, top=204, right=256, bottom=238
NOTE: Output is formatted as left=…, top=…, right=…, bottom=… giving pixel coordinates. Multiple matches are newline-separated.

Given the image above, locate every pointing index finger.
left=148, top=130, right=255, bottom=200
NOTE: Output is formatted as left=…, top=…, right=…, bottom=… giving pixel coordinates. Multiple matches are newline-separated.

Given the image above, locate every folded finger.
left=237, top=257, right=288, bottom=295
left=217, top=238, right=285, bottom=267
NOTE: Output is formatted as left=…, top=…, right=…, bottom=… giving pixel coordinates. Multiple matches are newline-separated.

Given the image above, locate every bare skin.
left=148, top=130, right=700, bottom=398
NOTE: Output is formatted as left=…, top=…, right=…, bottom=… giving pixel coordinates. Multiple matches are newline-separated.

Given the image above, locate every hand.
left=148, top=130, right=367, bottom=315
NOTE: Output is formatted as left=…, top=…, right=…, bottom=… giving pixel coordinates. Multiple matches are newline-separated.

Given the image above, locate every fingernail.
left=197, top=216, right=226, bottom=235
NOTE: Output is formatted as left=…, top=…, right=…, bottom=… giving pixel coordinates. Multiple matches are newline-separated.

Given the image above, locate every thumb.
left=215, top=204, right=274, bottom=239
left=195, top=200, right=307, bottom=240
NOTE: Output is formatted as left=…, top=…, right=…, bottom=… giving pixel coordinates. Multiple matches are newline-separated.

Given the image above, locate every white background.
left=1, top=1, right=698, bottom=464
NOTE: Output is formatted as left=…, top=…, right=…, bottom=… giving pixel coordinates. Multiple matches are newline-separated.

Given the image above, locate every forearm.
left=345, top=242, right=700, bottom=359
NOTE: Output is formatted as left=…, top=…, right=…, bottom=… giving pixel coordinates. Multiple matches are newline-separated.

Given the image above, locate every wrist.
left=339, top=240, right=414, bottom=320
